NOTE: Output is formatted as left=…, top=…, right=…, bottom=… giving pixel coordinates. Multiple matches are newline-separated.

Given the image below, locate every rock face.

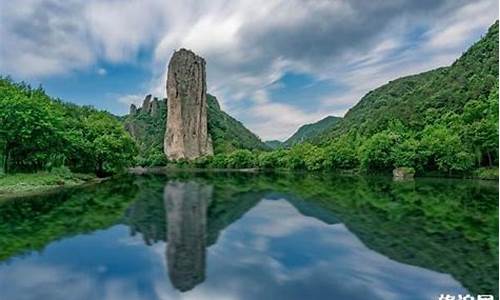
left=129, top=104, right=137, bottom=115
left=164, top=181, right=212, bottom=292
left=142, top=94, right=152, bottom=113
left=164, top=49, right=213, bottom=160
left=393, top=167, right=415, bottom=180
left=150, top=97, right=159, bottom=116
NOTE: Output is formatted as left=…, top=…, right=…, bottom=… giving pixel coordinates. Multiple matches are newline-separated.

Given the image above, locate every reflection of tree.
left=265, top=174, right=499, bottom=298
left=3, top=171, right=494, bottom=296
left=164, top=181, right=212, bottom=292
left=125, top=172, right=497, bottom=296
left=0, top=177, right=139, bottom=261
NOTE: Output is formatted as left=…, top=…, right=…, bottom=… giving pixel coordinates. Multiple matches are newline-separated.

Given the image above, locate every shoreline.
left=0, top=173, right=103, bottom=200
left=128, top=166, right=499, bottom=181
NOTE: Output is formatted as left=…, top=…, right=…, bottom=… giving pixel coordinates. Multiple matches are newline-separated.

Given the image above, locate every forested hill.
left=315, top=21, right=499, bottom=142
left=283, top=116, right=341, bottom=148
left=123, top=93, right=268, bottom=166
left=197, top=21, right=498, bottom=176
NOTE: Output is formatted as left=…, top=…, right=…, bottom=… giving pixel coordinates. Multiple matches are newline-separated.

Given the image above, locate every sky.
left=0, top=0, right=498, bottom=141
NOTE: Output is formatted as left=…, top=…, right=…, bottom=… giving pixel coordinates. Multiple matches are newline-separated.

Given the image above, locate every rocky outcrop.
left=142, top=94, right=152, bottom=113
left=393, top=167, right=415, bottom=180
left=129, top=104, right=137, bottom=115
left=150, top=97, right=159, bottom=116
left=164, top=181, right=212, bottom=292
left=164, top=49, right=213, bottom=160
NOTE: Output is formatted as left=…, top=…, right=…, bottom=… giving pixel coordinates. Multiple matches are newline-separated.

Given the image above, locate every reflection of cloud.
left=248, top=198, right=335, bottom=238
left=0, top=263, right=94, bottom=300
left=0, top=198, right=469, bottom=300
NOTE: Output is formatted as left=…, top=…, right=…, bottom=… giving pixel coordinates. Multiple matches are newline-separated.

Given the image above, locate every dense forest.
left=191, top=22, right=499, bottom=178
left=0, top=78, right=137, bottom=176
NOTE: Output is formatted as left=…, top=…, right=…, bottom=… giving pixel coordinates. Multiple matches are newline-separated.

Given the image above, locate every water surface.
left=0, top=173, right=497, bottom=300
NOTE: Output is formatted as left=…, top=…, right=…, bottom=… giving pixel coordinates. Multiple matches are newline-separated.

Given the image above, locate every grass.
left=472, top=167, right=499, bottom=180
left=0, top=168, right=95, bottom=196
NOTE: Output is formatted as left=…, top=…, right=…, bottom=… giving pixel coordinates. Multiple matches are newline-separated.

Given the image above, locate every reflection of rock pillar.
left=164, top=181, right=212, bottom=292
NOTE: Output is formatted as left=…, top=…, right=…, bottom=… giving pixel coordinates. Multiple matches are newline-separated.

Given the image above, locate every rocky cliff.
left=164, top=49, right=213, bottom=160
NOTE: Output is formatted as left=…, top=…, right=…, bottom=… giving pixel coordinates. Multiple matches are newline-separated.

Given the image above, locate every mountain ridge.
left=283, top=115, right=342, bottom=148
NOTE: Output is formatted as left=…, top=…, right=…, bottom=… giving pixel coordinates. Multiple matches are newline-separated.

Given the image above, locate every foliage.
left=282, top=116, right=341, bottom=148
left=191, top=22, right=498, bottom=178
left=0, top=77, right=137, bottom=176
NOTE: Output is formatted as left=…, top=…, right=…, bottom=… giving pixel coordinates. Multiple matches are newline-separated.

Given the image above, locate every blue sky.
left=0, top=0, right=498, bottom=140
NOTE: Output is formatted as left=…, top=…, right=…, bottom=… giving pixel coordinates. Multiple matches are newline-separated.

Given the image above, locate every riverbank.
left=130, top=165, right=498, bottom=180
left=0, top=171, right=96, bottom=198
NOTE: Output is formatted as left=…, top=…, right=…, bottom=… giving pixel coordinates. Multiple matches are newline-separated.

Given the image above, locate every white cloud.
left=0, top=0, right=497, bottom=140
left=97, top=68, right=107, bottom=76
left=117, top=94, right=144, bottom=107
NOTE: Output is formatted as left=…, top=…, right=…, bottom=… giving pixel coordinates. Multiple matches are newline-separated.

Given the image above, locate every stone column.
left=164, top=49, right=213, bottom=160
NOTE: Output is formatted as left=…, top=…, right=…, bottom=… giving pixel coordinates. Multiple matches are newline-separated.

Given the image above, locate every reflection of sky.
left=0, top=198, right=468, bottom=300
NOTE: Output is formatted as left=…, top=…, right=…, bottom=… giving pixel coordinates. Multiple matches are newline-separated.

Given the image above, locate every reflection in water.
left=0, top=173, right=497, bottom=299
left=164, top=181, right=212, bottom=292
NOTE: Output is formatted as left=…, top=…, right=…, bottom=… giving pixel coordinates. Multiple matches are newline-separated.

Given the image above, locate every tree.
left=359, top=131, right=398, bottom=171
left=226, top=149, right=256, bottom=169
left=420, top=125, right=475, bottom=174
left=0, top=81, right=64, bottom=173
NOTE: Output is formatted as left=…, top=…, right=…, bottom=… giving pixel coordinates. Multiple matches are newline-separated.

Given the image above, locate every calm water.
left=0, top=172, right=497, bottom=300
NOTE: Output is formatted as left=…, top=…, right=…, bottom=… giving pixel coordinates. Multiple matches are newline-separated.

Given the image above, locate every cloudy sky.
left=0, top=0, right=498, bottom=140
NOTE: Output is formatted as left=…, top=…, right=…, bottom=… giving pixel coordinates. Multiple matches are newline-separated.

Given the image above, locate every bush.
left=258, top=150, right=286, bottom=169
left=226, top=150, right=256, bottom=169
left=49, top=166, right=73, bottom=179
left=209, top=154, right=229, bottom=168
left=360, top=131, right=398, bottom=171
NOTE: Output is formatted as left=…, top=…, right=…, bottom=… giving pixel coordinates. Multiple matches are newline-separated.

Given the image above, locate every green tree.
left=420, top=125, right=475, bottom=174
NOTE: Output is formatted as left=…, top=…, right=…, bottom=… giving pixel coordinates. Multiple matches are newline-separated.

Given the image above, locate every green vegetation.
left=264, top=140, right=283, bottom=149
left=0, top=176, right=138, bottom=260
left=190, top=22, right=499, bottom=178
left=0, top=167, right=94, bottom=196
left=0, top=78, right=137, bottom=177
left=207, top=94, right=268, bottom=153
left=123, top=94, right=268, bottom=166
left=282, top=115, right=342, bottom=148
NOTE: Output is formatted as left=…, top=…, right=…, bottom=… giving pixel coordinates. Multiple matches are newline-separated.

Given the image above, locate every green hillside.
left=265, top=140, right=283, bottom=149
left=193, top=22, right=498, bottom=177
left=283, top=116, right=341, bottom=147
left=318, top=21, right=499, bottom=141
left=123, top=93, right=268, bottom=166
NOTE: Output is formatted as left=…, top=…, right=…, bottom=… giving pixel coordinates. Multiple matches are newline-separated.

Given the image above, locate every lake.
left=0, top=172, right=497, bottom=300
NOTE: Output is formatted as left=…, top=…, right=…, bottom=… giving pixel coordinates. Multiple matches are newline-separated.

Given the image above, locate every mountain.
left=206, top=94, right=268, bottom=153
left=265, top=140, right=283, bottom=149
left=314, top=21, right=499, bottom=143
left=123, top=93, right=268, bottom=165
left=283, top=116, right=342, bottom=147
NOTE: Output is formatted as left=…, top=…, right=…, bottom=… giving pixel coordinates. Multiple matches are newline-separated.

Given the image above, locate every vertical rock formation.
left=142, top=94, right=152, bottom=113
left=164, top=49, right=213, bottom=160
left=164, top=181, right=212, bottom=292
left=150, top=97, right=159, bottom=116
left=129, top=104, right=137, bottom=115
